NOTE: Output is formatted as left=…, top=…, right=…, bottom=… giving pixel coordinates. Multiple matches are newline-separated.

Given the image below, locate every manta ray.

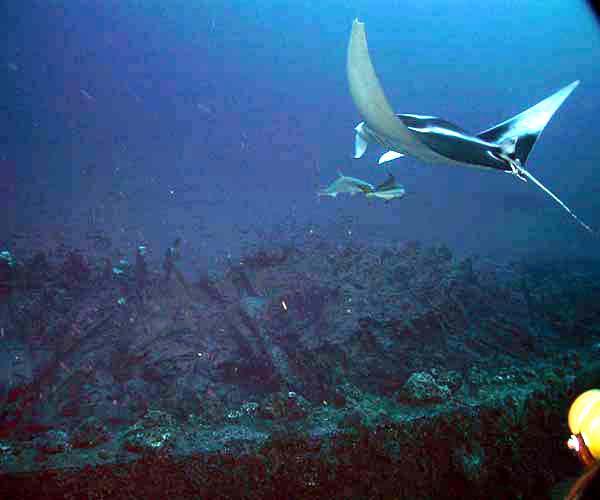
left=347, top=18, right=593, bottom=232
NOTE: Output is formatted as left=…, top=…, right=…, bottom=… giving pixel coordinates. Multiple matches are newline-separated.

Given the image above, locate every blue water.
left=2, top=0, right=600, bottom=267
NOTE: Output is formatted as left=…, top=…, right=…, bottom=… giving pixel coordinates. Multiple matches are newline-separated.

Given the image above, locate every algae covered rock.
left=453, top=443, right=487, bottom=485
left=71, top=417, right=110, bottom=449
left=33, top=429, right=71, bottom=454
left=257, top=390, right=310, bottom=421
left=239, top=295, right=269, bottom=320
left=122, top=409, right=179, bottom=454
left=399, top=371, right=451, bottom=404
left=123, top=427, right=174, bottom=454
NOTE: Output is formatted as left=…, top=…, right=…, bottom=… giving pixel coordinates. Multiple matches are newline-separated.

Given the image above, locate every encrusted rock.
left=239, top=296, right=269, bottom=320
left=433, top=369, right=463, bottom=394
left=452, top=443, right=487, bottom=484
left=123, top=427, right=174, bottom=454
left=122, top=409, right=179, bottom=453
left=71, top=417, right=110, bottom=449
left=257, top=391, right=310, bottom=421
left=33, top=429, right=70, bottom=454
left=399, top=371, right=451, bottom=404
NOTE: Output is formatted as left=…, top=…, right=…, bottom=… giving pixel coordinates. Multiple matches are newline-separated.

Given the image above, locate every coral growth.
left=0, top=240, right=599, bottom=498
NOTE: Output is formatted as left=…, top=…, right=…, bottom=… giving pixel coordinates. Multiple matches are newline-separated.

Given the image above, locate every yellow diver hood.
left=568, top=389, right=600, bottom=465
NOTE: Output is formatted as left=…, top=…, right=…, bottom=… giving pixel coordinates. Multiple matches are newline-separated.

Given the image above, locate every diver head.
left=568, top=389, right=600, bottom=467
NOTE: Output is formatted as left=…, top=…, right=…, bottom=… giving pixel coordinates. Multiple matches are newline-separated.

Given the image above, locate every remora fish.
left=317, top=170, right=375, bottom=197
left=362, top=173, right=406, bottom=201
left=347, top=18, right=593, bottom=232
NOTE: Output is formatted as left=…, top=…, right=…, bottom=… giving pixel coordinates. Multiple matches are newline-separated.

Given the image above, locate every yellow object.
left=569, top=389, right=600, bottom=459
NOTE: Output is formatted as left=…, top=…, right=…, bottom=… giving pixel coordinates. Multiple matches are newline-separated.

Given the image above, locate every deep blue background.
left=2, top=0, right=599, bottom=270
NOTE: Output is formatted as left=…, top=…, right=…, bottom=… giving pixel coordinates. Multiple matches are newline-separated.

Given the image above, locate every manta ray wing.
left=476, top=81, right=580, bottom=167
left=347, top=19, right=431, bottom=159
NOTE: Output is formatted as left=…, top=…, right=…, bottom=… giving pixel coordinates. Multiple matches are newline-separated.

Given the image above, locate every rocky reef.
left=1, top=238, right=599, bottom=498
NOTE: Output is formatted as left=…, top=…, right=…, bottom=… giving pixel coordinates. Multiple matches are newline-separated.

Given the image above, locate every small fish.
left=80, top=89, right=95, bottom=101
left=318, top=170, right=374, bottom=197
left=196, top=102, right=213, bottom=114
left=362, top=173, right=406, bottom=202
left=85, top=232, right=112, bottom=251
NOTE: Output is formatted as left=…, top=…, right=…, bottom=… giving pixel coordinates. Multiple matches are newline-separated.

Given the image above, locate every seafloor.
left=1, top=236, right=599, bottom=498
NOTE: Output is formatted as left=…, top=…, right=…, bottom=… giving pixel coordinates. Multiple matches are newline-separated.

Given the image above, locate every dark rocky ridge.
left=1, top=238, right=599, bottom=498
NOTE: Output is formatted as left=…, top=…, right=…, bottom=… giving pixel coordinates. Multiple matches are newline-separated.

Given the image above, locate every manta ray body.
left=347, top=18, right=593, bottom=232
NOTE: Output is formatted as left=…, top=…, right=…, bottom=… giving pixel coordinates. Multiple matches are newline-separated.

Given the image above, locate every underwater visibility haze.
left=1, top=1, right=600, bottom=498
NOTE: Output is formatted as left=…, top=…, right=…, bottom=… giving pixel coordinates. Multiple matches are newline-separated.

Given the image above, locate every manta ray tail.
left=477, top=81, right=580, bottom=167
left=514, top=161, right=594, bottom=233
